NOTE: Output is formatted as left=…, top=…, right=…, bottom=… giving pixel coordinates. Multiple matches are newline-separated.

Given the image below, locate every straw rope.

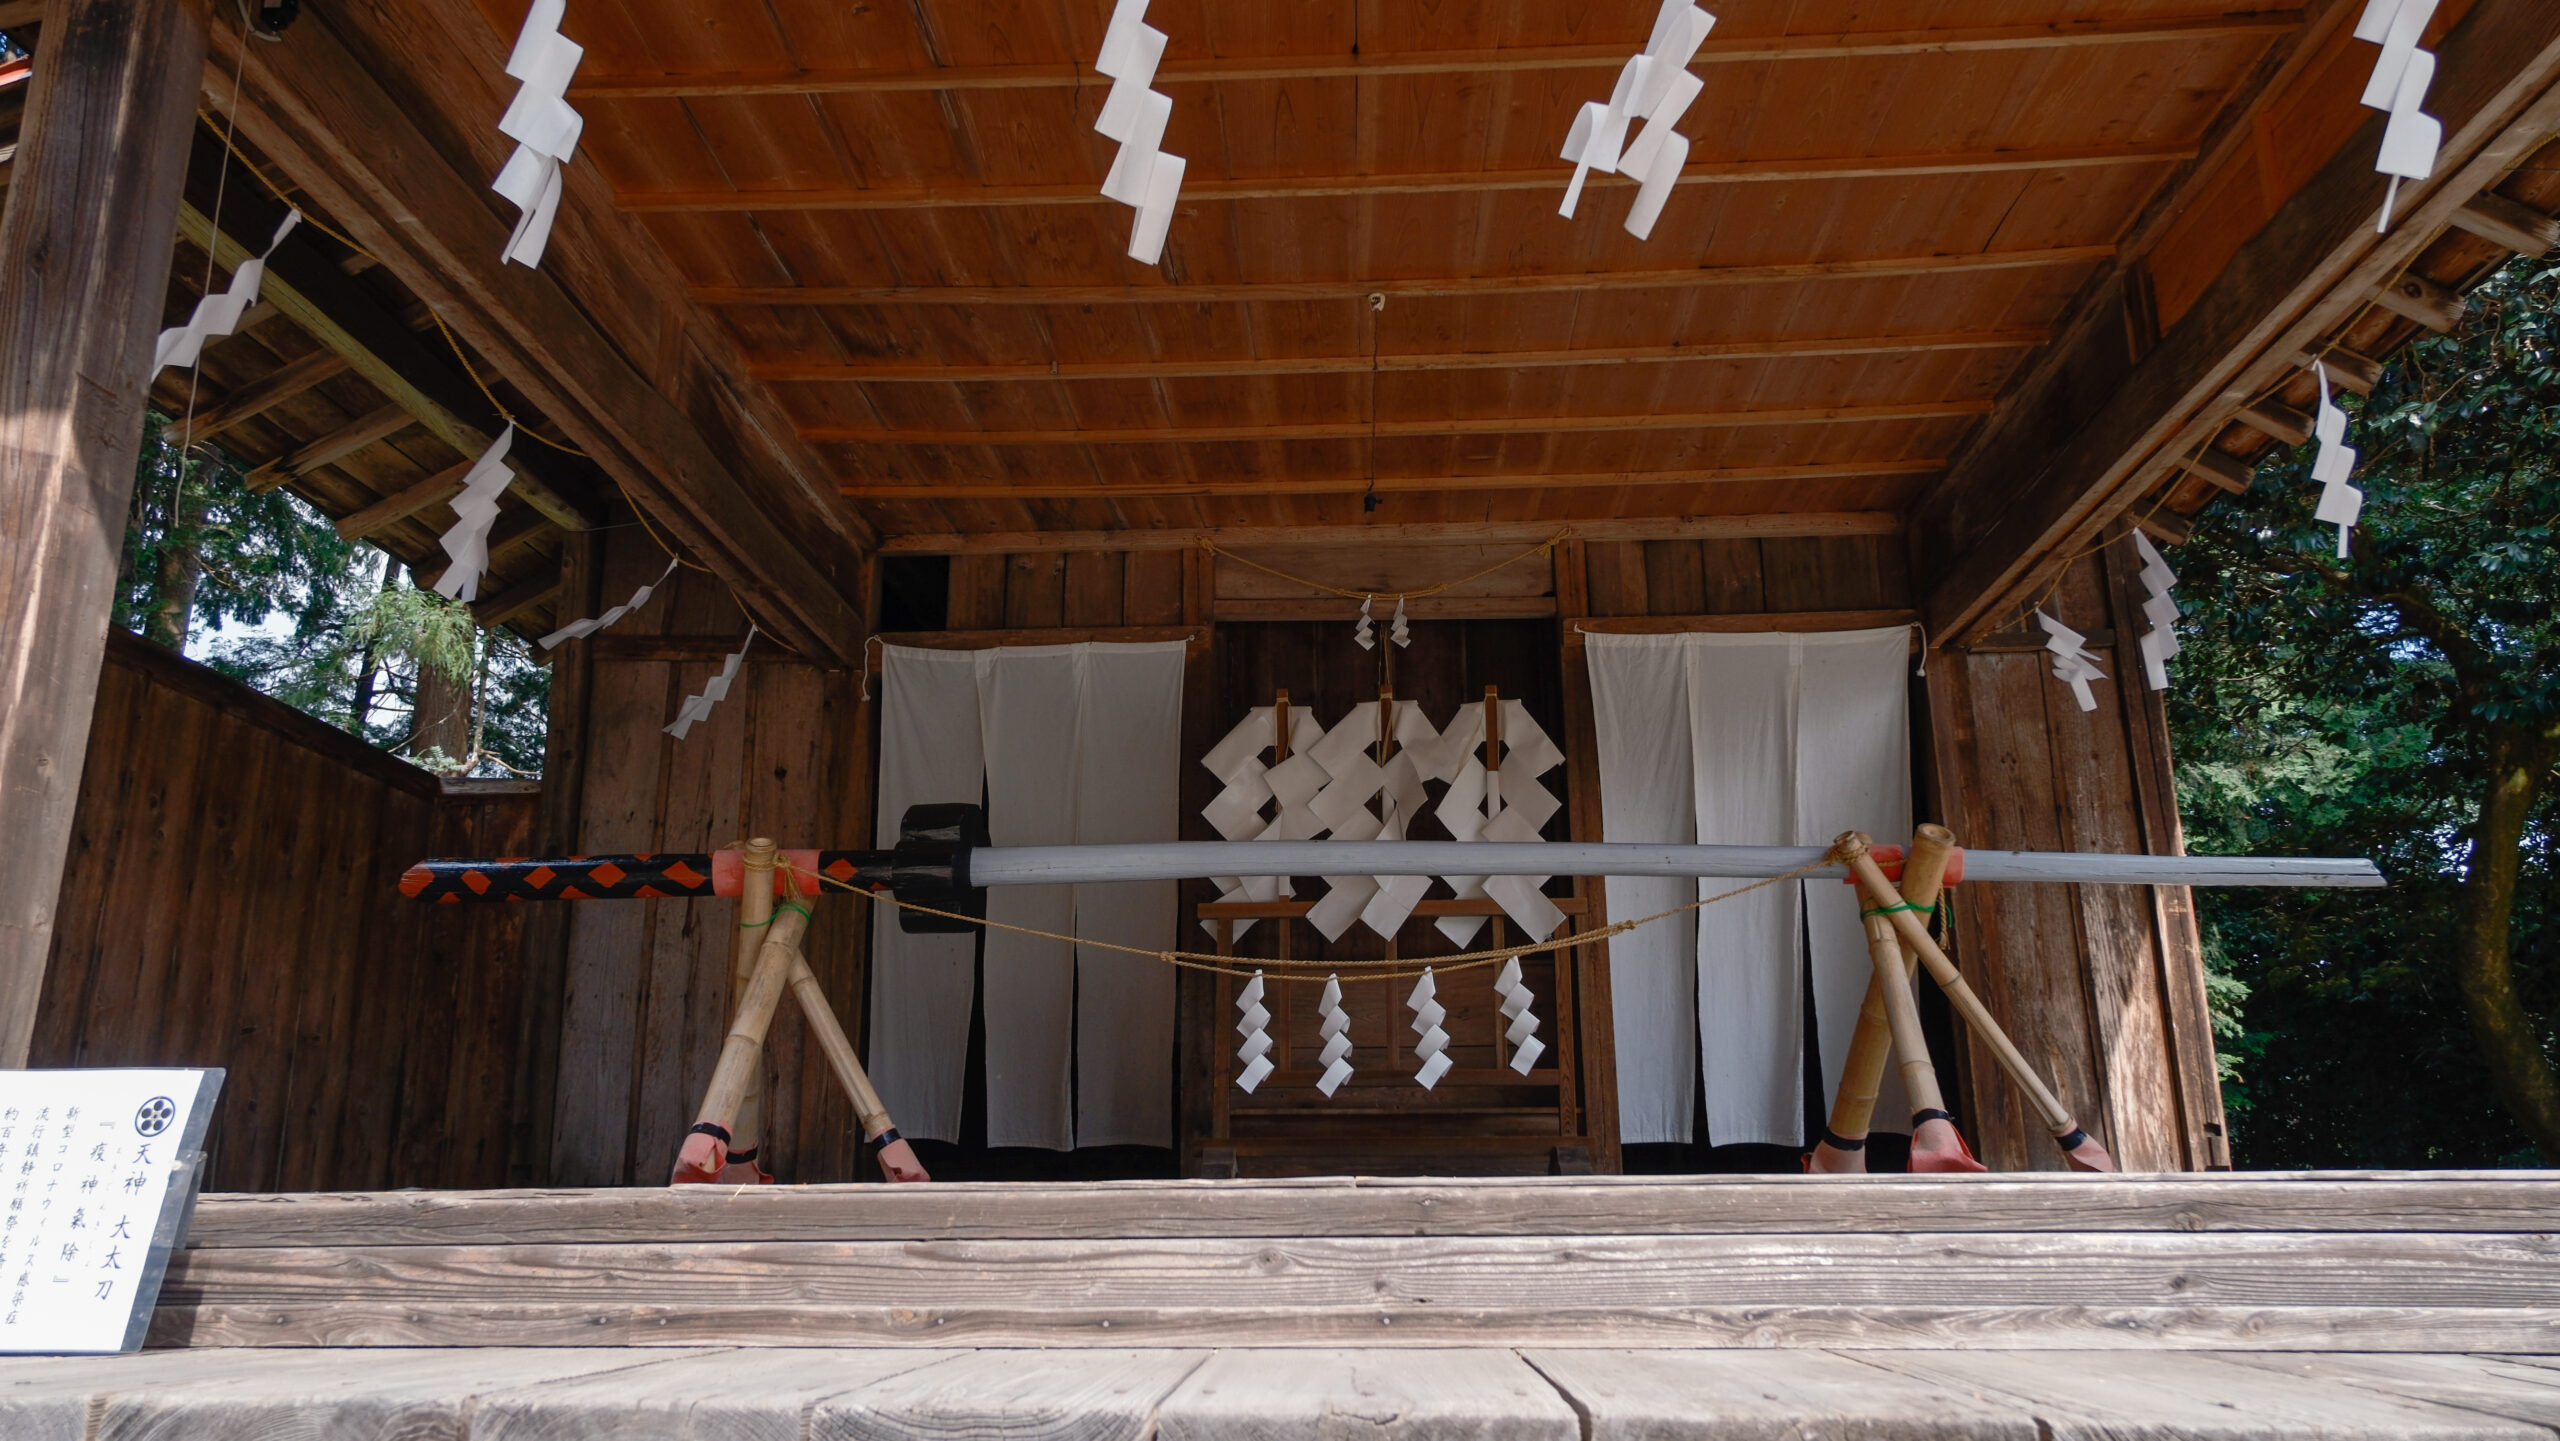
left=778, top=850, right=1835, bottom=985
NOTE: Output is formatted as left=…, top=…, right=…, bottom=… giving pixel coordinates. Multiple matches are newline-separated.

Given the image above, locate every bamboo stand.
left=727, top=838, right=781, bottom=1180
left=672, top=885, right=932, bottom=1185
left=1808, top=825, right=1961, bottom=1173
left=1833, top=831, right=2118, bottom=1173
left=1856, top=906, right=1981, bottom=1172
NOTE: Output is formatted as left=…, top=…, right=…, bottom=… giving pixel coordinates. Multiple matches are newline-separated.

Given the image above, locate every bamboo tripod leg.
left=1809, top=825, right=1957, bottom=1173
left=730, top=838, right=780, bottom=1165
left=786, top=953, right=931, bottom=1183
left=1837, top=833, right=2120, bottom=1172
left=673, top=904, right=810, bottom=1183
left=1860, top=908, right=1985, bottom=1174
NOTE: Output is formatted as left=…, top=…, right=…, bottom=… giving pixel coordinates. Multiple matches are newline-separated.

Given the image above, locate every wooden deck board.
left=179, top=1174, right=2560, bottom=1248
left=1, top=1349, right=2555, bottom=1439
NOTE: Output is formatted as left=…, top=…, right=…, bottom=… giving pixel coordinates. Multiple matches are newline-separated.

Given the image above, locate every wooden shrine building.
left=2, top=0, right=2560, bottom=1430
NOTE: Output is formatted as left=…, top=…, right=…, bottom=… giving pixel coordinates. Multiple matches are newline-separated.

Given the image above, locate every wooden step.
left=148, top=1175, right=2560, bottom=1352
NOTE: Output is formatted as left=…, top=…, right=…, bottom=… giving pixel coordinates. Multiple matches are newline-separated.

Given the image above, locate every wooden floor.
left=133, top=1172, right=2560, bottom=1352
left=9, top=1346, right=2560, bottom=1438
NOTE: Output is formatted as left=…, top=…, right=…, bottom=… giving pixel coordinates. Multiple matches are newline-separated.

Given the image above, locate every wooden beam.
left=2371, top=269, right=2468, bottom=332
left=0, top=0, right=208, bottom=1067
left=2293, top=346, right=2383, bottom=394
left=570, top=14, right=2304, bottom=98
left=620, top=144, right=2196, bottom=213
left=174, top=133, right=597, bottom=533
left=242, top=400, right=414, bottom=492
left=176, top=345, right=350, bottom=440
left=809, top=400, right=1989, bottom=449
left=690, top=245, right=2116, bottom=308
left=877, top=512, right=1901, bottom=555
left=1571, top=609, right=1920, bottom=636
left=844, top=460, right=1945, bottom=502
left=334, top=458, right=470, bottom=540
left=1215, top=596, right=1559, bottom=622
left=1908, top=3, right=2560, bottom=641
left=872, top=625, right=1207, bottom=652
left=209, top=14, right=873, bottom=665
left=2172, top=448, right=2257, bottom=495
left=469, top=571, right=562, bottom=628
left=752, top=330, right=2046, bottom=385
left=2451, top=192, right=2560, bottom=257
left=2233, top=400, right=2310, bottom=448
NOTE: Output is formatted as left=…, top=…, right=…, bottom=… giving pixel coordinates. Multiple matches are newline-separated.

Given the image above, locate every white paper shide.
left=1559, top=0, right=1717, bottom=239
left=1094, top=0, right=1186, bottom=265
left=493, top=0, right=586, bottom=267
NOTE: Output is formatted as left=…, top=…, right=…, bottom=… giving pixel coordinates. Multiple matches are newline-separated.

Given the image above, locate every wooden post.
left=0, top=0, right=213, bottom=1066
left=731, top=837, right=780, bottom=1159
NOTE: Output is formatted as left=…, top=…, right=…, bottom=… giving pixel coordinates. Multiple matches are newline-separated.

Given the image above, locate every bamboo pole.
left=1809, top=825, right=1957, bottom=1173
left=729, top=837, right=780, bottom=1167
left=786, top=953, right=930, bottom=1182
left=672, top=903, right=809, bottom=1183
left=1855, top=909, right=1982, bottom=1171
left=1834, top=831, right=2118, bottom=1172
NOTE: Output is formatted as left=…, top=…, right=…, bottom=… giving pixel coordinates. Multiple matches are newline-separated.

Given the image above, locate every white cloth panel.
left=1793, top=629, right=1916, bottom=1131
left=1069, top=642, right=1189, bottom=1147
left=1584, top=634, right=1697, bottom=1146
left=977, top=646, right=1084, bottom=1151
left=1686, top=635, right=1802, bottom=1148
left=866, top=646, right=987, bottom=1144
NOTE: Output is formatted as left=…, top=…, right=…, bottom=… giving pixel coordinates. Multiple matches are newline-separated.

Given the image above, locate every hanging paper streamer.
left=1389, top=597, right=1411, bottom=649
left=1314, top=975, right=1354, bottom=1097
left=2035, top=611, right=2109, bottom=714
left=666, top=624, right=755, bottom=741
left=1557, top=0, right=1717, bottom=239
left=1094, top=0, right=1186, bottom=265
left=540, top=556, right=679, bottom=650
left=1408, top=968, right=1453, bottom=1090
left=2132, top=531, right=2181, bottom=693
left=2312, top=361, right=2364, bottom=558
left=1427, top=700, right=1567, bottom=948
left=1233, top=971, right=1275, bottom=1094
left=1198, top=704, right=1327, bottom=937
left=155, top=210, right=301, bottom=373
left=492, top=0, right=586, bottom=268
left=1354, top=596, right=1376, bottom=651
left=1494, top=956, right=1547, bottom=1076
left=431, top=424, right=518, bottom=603
left=2356, top=0, right=2441, bottom=233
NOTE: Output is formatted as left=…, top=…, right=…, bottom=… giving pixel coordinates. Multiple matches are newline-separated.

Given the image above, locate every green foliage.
left=118, top=411, right=549, bottom=777
left=2167, top=259, right=2560, bottom=1168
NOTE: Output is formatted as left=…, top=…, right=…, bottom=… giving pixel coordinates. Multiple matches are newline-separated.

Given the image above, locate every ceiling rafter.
left=689, top=245, right=2116, bottom=307
left=618, top=145, right=2195, bottom=213
left=751, top=330, right=2047, bottom=384
left=840, top=459, right=1945, bottom=500
left=804, top=400, right=1990, bottom=447
left=569, top=13, right=2304, bottom=99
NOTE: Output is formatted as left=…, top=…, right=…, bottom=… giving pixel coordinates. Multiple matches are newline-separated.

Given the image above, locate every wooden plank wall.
left=32, top=631, right=534, bottom=1192
left=945, top=550, right=1189, bottom=630
left=548, top=528, right=875, bottom=1186
left=1925, top=536, right=2225, bottom=1173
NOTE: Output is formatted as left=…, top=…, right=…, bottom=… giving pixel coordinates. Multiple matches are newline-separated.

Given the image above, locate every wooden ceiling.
left=484, top=0, right=2302, bottom=543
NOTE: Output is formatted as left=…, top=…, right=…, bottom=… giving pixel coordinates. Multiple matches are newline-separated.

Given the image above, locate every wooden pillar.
left=1920, top=543, right=2227, bottom=1171
left=0, top=0, right=213, bottom=1066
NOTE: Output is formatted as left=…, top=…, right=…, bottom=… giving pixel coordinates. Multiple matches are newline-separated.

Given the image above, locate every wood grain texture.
left=178, top=1174, right=2560, bottom=1249
left=1160, top=1350, right=1578, bottom=1441
left=0, top=0, right=210, bottom=1066
left=1525, top=1348, right=2039, bottom=1440
left=808, top=1350, right=1209, bottom=1441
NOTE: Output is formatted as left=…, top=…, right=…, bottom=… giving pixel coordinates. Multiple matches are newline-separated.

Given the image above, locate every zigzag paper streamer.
left=1315, top=975, right=1354, bottom=1096
left=2036, top=611, right=2108, bottom=714
left=540, top=556, right=679, bottom=650
left=2355, top=0, right=2440, bottom=232
left=155, top=210, right=301, bottom=373
left=2312, top=361, right=2364, bottom=558
left=1198, top=704, right=1324, bottom=937
left=1494, top=956, right=1546, bottom=1075
left=1094, top=0, right=1186, bottom=265
left=1234, top=971, right=1275, bottom=1094
left=431, top=424, right=518, bottom=603
left=1408, top=968, right=1453, bottom=1089
left=492, top=0, right=585, bottom=268
left=666, top=625, right=755, bottom=740
left=2133, top=531, right=2181, bottom=693
left=1558, top=0, right=1716, bottom=238
left=1354, top=595, right=1376, bottom=651
left=1389, top=597, right=1410, bottom=648
left=1428, top=701, right=1567, bottom=947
